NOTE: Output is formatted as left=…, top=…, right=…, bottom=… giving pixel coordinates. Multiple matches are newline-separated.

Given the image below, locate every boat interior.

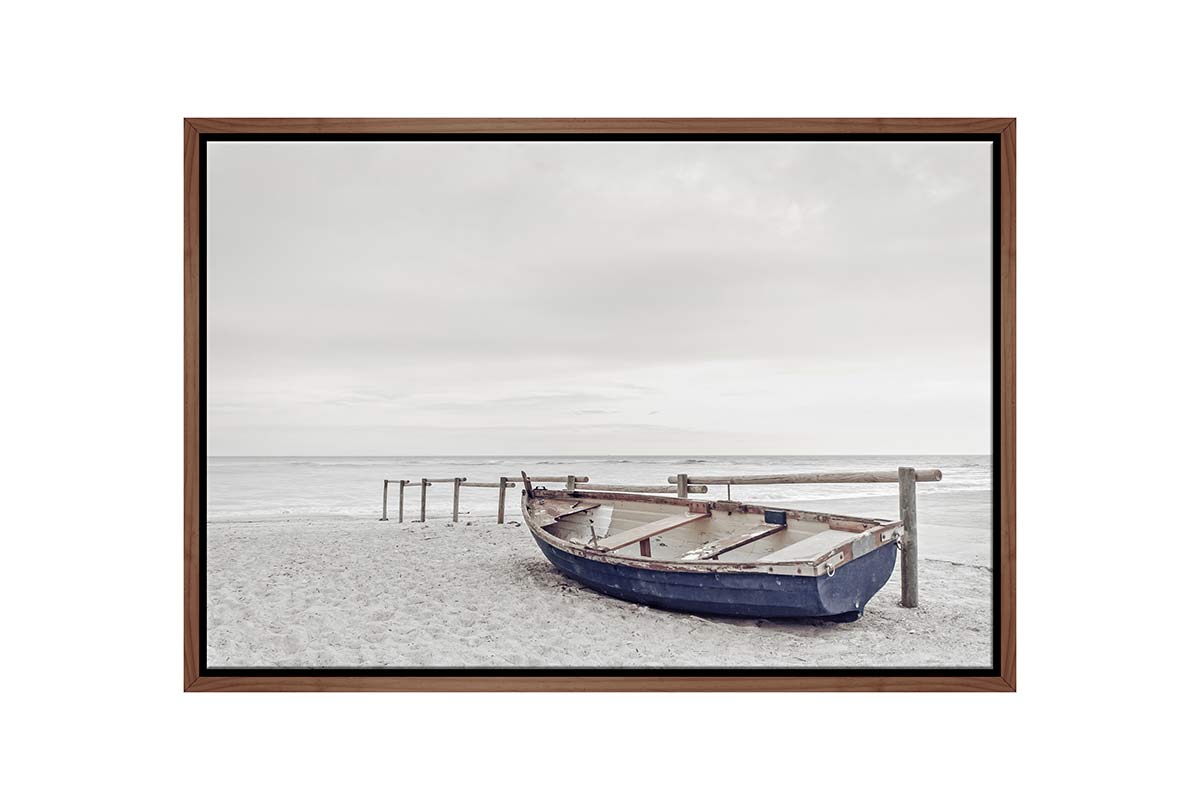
left=527, top=489, right=892, bottom=566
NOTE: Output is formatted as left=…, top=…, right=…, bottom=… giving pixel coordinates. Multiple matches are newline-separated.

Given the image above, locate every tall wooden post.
left=380, top=480, right=389, bottom=520
left=899, top=466, right=919, bottom=608
left=566, top=474, right=576, bottom=493
left=420, top=478, right=428, bottom=522
left=397, top=480, right=406, bottom=522
left=452, top=478, right=462, bottom=522
left=497, top=477, right=508, bottom=523
left=676, top=473, right=689, bottom=499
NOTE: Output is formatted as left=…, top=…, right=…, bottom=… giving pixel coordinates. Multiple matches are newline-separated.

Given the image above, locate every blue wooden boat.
left=520, top=476, right=902, bottom=621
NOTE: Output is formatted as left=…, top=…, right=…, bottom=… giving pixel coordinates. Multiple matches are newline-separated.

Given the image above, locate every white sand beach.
left=206, top=491, right=992, bottom=669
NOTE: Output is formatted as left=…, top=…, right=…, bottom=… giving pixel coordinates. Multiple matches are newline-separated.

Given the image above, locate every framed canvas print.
left=185, top=118, right=1015, bottom=691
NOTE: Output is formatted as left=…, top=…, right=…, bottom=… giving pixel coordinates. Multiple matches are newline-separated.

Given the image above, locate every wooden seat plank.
left=599, top=512, right=711, bottom=553
left=755, top=529, right=859, bottom=563
left=679, top=523, right=786, bottom=561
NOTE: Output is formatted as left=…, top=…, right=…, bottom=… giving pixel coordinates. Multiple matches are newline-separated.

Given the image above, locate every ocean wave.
left=283, top=461, right=385, bottom=468
left=208, top=456, right=996, bottom=518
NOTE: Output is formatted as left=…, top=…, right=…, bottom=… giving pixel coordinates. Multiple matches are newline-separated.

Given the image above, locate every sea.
left=207, top=454, right=992, bottom=522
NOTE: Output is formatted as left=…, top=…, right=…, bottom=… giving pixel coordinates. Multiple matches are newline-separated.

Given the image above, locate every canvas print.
left=204, top=137, right=996, bottom=671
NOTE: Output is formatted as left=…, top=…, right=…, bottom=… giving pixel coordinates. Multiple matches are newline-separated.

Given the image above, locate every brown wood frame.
left=185, top=118, right=1015, bottom=692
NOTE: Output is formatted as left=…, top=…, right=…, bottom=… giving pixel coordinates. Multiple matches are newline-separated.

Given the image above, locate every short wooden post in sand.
left=899, top=466, right=919, bottom=608
left=452, top=478, right=463, bottom=522
left=380, top=479, right=389, bottom=520
left=397, top=480, right=406, bottom=522
left=497, top=476, right=508, bottom=523
left=419, top=478, right=429, bottom=522
left=566, top=474, right=576, bottom=493
left=676, top=473, right=689, bottom=499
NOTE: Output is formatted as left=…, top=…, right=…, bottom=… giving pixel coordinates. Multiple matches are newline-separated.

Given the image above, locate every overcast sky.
left=207, top=140, right=991, bottom=456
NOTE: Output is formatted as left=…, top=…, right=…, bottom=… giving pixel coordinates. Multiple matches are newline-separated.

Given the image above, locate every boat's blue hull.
left=533, top=536, right=897, bottom=620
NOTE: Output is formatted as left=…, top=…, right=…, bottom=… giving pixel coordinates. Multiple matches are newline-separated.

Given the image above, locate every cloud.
left=207, top=140, right=992, bottom=454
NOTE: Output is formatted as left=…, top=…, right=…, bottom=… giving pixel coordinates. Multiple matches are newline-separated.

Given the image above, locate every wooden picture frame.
left=185, top=118, right=1015, bottom=691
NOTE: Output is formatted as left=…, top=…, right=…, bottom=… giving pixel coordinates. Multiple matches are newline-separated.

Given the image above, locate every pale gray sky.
left=206, top=140, right=992, bottom=456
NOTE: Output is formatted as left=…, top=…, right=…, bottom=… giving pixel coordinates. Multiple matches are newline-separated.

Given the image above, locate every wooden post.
left=380, top=480, right=389, bottom=520
left=639, top=538, right=651, bottom=558
left=420, top=478, right=428, bottom=522
left=676, top=473, right=689, bottom=499
left=899, top=466, right=918, bottom=608
left=497, top=477, right=508, bottom=524
left=452, top=478, right=462, bottom=522
left=566, top=474, right=576, bottom=493
left=397, top=480, right=406, bottom=522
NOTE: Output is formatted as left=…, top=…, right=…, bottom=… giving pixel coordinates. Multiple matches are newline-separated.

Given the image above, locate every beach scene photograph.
left=205, top=138, right=995, bottom=670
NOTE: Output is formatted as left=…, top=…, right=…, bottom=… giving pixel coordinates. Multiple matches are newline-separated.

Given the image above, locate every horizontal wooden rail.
left=574, top=483, right=709, bottom=494
left=503, top=475, right=589, bottom=483
left=417, top=477, right=576, bottom=484
left=389, top=475, right=585, bottom=487
left=667, top=470, right=942, bottom=485
left=459, top=481, right=516, bottom=489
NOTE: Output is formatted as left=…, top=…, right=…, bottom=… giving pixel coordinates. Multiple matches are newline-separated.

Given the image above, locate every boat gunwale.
left=522, top=488, right=903, bottom=577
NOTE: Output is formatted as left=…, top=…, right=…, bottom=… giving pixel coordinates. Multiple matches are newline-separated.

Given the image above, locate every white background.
left=2, top=1, right=1196, bottom=807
